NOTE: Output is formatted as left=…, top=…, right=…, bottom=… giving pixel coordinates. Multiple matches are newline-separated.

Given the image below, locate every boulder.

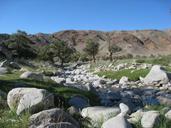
left=141, top=111, right=160, bottom=128
left=0, top=67, right=8, bottom=75
left=81, top=106, right=120, bottom=122
left=68, top=95, right=89, bottom=110
left=0, top=60, right=9, bottom=67
left=119, top=76, right=128, bottom=85
left=128, top=109, right=144, bottom=124
left=20, top=71, right=43, bottom=81
left=157, top=96, right=171, bottom=106
left=102, top=102, right=132, bottom=128
left=67, top=106, right=79, bottom=115
left=0, top=60, right=21, bottom=69
left=29, top=108, right=79, bottom=128
left=51, top=76, right=66, bottom=84
left=102, top=114, right=132, bottom=128
left=119, top=103, right=130, bottom=116
left=7, top=88, right=54, bottom=115
left=165, top=110, right=171, bottom=120
left=9, top=62, right=21, bottom=69
left=143, top=65, right=170, bottom=84
left=92, top=79, right=106, bottom=88
left=115, top=63, right=127, bottom=71
left=44, top=122, right=78, bottom=128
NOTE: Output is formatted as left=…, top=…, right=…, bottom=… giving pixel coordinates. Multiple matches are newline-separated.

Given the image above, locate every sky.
left=0, top=0, right=171, bottom=34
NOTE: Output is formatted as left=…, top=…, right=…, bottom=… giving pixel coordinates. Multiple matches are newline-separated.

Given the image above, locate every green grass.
left=0, top=109, right=30, bottom=128
left=96, top=69, right=149, bottom=81
left=136, top=55, right=171, bottom=66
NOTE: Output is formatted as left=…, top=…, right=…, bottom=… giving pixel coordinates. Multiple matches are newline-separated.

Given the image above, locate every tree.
left=108, top=44, right=122, bottom=61
left=84, top=39, right=99, bottom=62
left=16, top=30, right=27, bottom=36
left=51, top=40, right=75, bottom=67
left=2, top=34, right=37, bottom=59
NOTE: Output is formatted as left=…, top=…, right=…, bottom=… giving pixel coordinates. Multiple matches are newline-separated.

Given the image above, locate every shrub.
left=84, top=39, right=99, bottom=62
left=136, top=59, right=145, bottom=63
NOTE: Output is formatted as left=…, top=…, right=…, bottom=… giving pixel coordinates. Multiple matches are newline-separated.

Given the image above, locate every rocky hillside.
left=1, top=29, right=171, bottom=57
left=28, top=29, right=171, bottom=57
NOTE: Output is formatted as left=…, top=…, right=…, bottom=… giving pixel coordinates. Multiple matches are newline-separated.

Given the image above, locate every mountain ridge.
left=1, top=29, right=171, bottom=57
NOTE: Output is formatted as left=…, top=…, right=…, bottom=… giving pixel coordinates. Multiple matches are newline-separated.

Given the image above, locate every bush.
left=126, top=53, right=133, bottom=59
left=70, top=52, right=81, bottom=62
left=136, top=59, right=145, bottom=63
left=79, top=53, right=90, bottom=62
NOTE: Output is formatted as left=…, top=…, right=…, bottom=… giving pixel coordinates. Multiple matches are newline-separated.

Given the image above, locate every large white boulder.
left=102, top=103, right=132, bottom=128
left=81, top=106, right=120, bottom=122
left=7, top=88, right=54, bottom=115
left=20, top=71, right=43, bottom=81
left=141, top=111, right=160, bottom=128
left=143, top=65, right=170, bottom=84
left=102, top=114, right=132, bottom=128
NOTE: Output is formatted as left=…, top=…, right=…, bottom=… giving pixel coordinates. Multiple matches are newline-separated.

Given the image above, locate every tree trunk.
left=93, top=55, right=96, bottom=63
left=60, top=59, right=64, bottom=68
left=109, top=52, right=113, bottom=62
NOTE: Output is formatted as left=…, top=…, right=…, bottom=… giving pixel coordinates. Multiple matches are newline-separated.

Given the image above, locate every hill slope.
left=1, top=29, right=171, bottom=58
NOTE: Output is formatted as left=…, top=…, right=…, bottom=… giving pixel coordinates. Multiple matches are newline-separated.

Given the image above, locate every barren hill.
left=29, top=29, right=171, bottom=57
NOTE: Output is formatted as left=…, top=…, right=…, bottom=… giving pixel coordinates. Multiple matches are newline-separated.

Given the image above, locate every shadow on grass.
left=0, top=78, right=100, bottom=107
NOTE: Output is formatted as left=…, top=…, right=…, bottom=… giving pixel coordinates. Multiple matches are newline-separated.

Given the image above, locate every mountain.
left=28, top=29, right=171, bottom=57
left=1, top=29, right=171, bottom=58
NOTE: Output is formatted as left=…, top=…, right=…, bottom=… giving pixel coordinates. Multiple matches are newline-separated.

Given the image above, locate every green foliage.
left=79, top=53, right=90, bottom=62
left=96, top=69, right=149, bottom=81
left=37, top=45, right=53, bottom=61
left=84, top=39, right=99, bottom=62
left=108, top=44, right=122, bottom=53
left=16, top=30, right=27, bottom=36
left=136, top=59, right=145, bottom=63
left=70, top=52, right=81, bottom=62
left=51, top=40, right=75, bottom=66
left=2, top=34, right=37, bottom=59
left=108, top=44, right=122, bottom=61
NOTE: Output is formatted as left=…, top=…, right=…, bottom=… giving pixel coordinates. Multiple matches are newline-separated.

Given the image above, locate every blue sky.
left=0, top=0, right=171, bottom=34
